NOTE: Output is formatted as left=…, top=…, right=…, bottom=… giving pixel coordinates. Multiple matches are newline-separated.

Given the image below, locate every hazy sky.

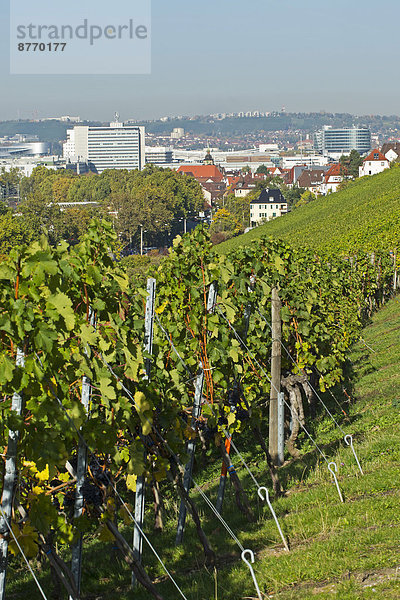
left=1, top=0, right=399, bottom=121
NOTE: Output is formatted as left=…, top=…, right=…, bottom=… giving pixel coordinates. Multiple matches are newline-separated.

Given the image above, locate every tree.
left=109, top=166, right=204, bottom=246
left=256, top=165, right=269, bottom=175
left=282, top=185, right=305, bottom=209
left=0, top=167, right=22, bottom=189
left=340, top=150, right=362, bottom=179
left=223, top=193, right=251, bottom=228
left=0, top=212, right=36, bottom=255
left=209, top=208, right=243, bottom=243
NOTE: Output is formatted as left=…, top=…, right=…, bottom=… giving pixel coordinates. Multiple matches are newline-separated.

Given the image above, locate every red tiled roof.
left=363, top=149, right=389, bottom=162
left=177, top=165, right=224, bottom=181
left=226, top=176, right=241, bottom=186
left=268, top=167, right=282, bottom=175
left=324, top=163, right=347, bottom=183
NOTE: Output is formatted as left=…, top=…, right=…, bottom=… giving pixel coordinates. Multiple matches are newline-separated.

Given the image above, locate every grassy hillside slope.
left=217, top=167, right=400, bottom=255
left=8, top=298, right=400, bottom=599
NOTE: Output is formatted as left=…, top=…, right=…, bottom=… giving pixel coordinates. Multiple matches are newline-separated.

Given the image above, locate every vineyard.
left=0, top=220, right=399, bottom=599
left=217, top=166, right=400, bottom=256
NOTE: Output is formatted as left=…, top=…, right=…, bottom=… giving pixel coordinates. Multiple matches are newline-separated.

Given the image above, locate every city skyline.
left=1, top=0, right=399, bottom=121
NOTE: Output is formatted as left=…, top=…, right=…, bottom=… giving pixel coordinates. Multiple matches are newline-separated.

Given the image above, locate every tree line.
left=0, top=165, right=204, bottom=255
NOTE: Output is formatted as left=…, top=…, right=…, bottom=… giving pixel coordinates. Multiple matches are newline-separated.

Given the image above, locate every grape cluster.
left=63, top=489, right=76, bottom=509
left=81, top=479, right=103, bottom=506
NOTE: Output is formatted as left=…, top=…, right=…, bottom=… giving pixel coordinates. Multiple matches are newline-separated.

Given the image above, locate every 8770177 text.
left=18, top=42, right=67, bottom=51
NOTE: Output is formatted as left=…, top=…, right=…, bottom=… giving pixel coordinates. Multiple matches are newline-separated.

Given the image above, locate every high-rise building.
left=314, top=126, right=371, bottom=156
left=145, top=146, right=173, bottom=164
left=65, top=122, right=145, bottom=173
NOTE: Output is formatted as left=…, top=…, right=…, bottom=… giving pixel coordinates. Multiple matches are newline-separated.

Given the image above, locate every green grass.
left=7, top=298, right=400, bottom=599
left=216, top=167, right=400, bottom=255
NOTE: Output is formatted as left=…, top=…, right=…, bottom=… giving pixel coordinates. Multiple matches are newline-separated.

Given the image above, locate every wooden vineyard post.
left=70, top=313, right=95, bottom=599
left=176, top=282, right=218, bottom=545
left=0, top=349, right=24, bottom=600
left=393, top=249, right=397, bottom=291
left=215, top=300, right=252, bottom=514
left=269, top=288, right=282, bottom=466
left=132, top=277, right=156, bottom=589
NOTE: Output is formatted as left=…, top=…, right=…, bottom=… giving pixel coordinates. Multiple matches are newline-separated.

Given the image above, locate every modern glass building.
left=314, top=126, right=371, bottom=156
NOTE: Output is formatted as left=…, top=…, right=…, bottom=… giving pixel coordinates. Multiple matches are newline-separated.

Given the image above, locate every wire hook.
left=241, top=549, right=263, bottom=600
left=328, top=462, right=344, bottom=503
left=257, top=487, right=289, bottom=551
left=344, top=434, right=364, bottom=475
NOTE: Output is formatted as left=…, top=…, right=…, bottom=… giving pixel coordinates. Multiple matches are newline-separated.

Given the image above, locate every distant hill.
left=137, top=112, right=400, bottom=137
left=0, top=120, right=102, bottom=143
left=1, top=112, right=400, bottom=143
left=216, top=167, right=400, bottom=255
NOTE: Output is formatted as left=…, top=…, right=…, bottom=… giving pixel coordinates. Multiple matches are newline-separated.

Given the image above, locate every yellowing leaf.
left=142, top=420, right=152, bottom=436
left=155, top=300, right=168, bottom=315
left=227, top=412, right=236, bottom=427
left=126, top=473, right=137, bottom=492
left=134, top=391, right=150, bottom=413
left=35, top=465, right=49, bottom=482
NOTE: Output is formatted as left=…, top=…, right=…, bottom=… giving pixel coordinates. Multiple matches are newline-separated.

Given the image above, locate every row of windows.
left=254, top=204, right=285, bottom=210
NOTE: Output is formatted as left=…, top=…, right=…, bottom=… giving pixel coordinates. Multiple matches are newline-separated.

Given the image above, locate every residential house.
left=359, top=149, right=390, bottom=177
left=321, top=164, right=347, bottom=194
left=381, top=142, right=400, bottom=163
left=250, top=188, right=287, bottom=227
left=296, top=167, right=330, bottom=195
left=226, top=173, right=266, bottom=198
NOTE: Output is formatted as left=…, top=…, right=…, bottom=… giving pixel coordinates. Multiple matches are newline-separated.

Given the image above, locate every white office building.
left=65, top=122, right=145, bottom=173
left=63, top=130, right=76, bottom=160
left=145, top=146, right=174, bottom=164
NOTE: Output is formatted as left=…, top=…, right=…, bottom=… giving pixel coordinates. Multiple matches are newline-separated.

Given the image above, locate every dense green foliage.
left=0, top=165, right=204, bottom=251
left=8, top=296, right=400, bottom=599
left=217, top=167, right=400, bottom=255
left=0, top=219, right=396, bottom=600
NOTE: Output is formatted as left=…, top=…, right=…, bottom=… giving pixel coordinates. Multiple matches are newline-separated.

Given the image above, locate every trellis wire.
left=154, top=314, right=289, bottom=552
left=256, top=307, right=363, bottom=476
left=0, top=505, right=48, bottom=600
left=216, top=307, right=345, bottom=502
left=176, top=281, right=218, bottom=544
left=102, top=356, right=245, bottom=552
left=102, top=357, right=266, bottom=592
left=0, top=347, right=25, bottom=600
left=43, top=376, right=190, bottom=600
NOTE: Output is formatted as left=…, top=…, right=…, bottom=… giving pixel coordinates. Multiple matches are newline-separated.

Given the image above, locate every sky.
left=1, top=0, right=399, bottom=122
